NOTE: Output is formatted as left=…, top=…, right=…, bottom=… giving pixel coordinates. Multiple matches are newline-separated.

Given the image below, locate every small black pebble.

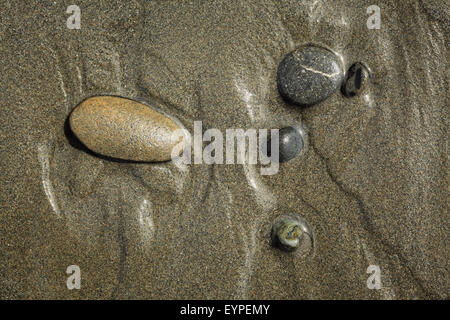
left=267, top=126, right=304, bottom=163
left=342, top=62, right=371, bottom=97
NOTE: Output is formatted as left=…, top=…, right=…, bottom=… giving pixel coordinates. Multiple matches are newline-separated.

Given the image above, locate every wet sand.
left=0, top=0, right=448, bottom=299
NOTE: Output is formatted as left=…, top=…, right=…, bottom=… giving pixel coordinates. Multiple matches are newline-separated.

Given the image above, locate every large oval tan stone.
left=69, top=96, right=184, bottom=162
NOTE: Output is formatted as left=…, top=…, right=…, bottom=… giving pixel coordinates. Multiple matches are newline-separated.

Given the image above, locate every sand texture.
left=0, top=0, right=448, bottom=299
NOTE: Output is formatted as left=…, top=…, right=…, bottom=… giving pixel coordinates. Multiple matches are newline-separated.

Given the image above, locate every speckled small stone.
left=342, top=62, right=371, bottom=97
left=266, top=126, right=304, bottom=163
left=277, top=45, right=344, bottom=106
left=69, top=96, right=184, bottom=162
left=271, top=213, right=314, bottom=254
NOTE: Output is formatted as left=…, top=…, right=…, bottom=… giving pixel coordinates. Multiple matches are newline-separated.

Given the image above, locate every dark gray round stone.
left=342, top=62, right=371, bottom=97
left=266, top=126, right=304, bottom=163
left=277, top=45, right=344, bottom=106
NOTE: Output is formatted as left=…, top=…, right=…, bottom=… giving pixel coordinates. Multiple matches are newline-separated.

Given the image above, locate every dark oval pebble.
left=277, top=45, right=344, bottom=106
left=266, top=126, right=304, bottom=163
left=342, top=62, right=371, bottom=97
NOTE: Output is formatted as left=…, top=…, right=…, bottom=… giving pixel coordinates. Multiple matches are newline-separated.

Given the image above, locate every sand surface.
left=0, top=0, right=448, bottom=299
